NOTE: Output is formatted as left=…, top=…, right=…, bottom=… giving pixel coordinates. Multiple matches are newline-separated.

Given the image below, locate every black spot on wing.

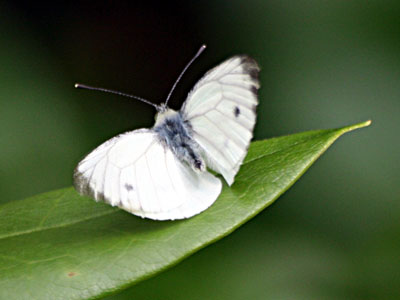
left=234, top=106, right=241, bottom=117
left=124, top=183, right=134, bottom=191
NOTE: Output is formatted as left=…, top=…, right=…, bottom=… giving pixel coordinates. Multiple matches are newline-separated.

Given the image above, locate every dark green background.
left=1, top=1, right=398, bottom=299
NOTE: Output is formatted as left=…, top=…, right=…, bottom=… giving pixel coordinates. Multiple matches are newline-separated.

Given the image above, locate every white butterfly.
left=74, top=45, right=260, bottom=220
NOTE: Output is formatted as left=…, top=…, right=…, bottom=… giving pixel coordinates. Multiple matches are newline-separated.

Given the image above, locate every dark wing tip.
left=73, top=168, right=84, bottom=193
left=73, top=167, right=96, bottom=199
left=238, top=55, right=260, bottom=82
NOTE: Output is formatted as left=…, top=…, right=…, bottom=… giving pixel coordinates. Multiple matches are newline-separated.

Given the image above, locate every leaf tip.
left=342, top=119, right=372, bottom=134
left=355, top=119, right=372, bottom=129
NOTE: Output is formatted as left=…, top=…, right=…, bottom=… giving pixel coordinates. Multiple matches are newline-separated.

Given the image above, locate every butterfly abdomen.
left=154, top=110, right=205, bottom=172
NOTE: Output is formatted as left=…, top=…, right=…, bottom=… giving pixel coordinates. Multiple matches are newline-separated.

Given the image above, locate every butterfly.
left=74, top=45, right=260, bottom=220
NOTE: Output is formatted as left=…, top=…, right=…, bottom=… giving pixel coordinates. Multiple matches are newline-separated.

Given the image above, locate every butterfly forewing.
left=182, top=55, right=260, bottom=185
left=74, top=129, right=222, bottom=220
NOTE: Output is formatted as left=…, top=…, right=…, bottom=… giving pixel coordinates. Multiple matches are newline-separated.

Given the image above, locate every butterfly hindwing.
left=74, top=129, right=222, bottom=220
left=182, top=55, right=260, bottom=185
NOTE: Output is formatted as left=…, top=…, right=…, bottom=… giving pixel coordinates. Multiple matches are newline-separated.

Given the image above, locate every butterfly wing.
left=181, top=55, right=260, bottom=185
left=74, top=129, right=221, bottom=220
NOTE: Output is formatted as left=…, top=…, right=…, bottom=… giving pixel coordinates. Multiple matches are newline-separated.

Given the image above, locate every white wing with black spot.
left=182, top=56, right=260, bottom=185
left=74, top=129, right=222, bottom=220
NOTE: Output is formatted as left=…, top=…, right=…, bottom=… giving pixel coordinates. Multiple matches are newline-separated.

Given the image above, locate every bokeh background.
left=1, top=1, right=399, bottom=299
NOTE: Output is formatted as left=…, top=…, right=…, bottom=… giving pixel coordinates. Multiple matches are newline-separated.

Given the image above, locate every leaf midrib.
left=0, top=209, right=116, bottom=241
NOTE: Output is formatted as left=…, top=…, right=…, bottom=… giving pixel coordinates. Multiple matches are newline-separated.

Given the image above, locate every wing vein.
left=133, top=164, right=142, bottom=214
left=217, top=81, right=256, bottom=91
left=84, top=160, right=98, bottom=194
left=101, top=157, right=109, bottom=201
left=117, top=169, right=122, bottom=206
left=193, top=129, right=231, bottom=168
left=214, top=108, right=253, bottom=131
left=215, top=108, right=251, bottom=131
left=187, top=102, right=220, bottom=120
left=145, top=151, right=160, bottom=212
left=203, top=114, right=246, bottom=150
left=125, top=140, right=156, bottom=168
left=224, top=97, right=253, bottom=109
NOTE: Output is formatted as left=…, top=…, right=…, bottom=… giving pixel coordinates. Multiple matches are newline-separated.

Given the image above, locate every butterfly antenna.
left=75, top=83, right=161, bottom=110
left=164, top=44, right=207, bottom=106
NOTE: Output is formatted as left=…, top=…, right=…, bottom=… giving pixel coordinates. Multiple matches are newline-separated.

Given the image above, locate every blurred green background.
left=1, top=1, right=399, bottom=299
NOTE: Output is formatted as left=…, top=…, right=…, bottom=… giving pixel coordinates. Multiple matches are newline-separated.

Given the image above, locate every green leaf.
left=0, top=121, right=370, bottom=300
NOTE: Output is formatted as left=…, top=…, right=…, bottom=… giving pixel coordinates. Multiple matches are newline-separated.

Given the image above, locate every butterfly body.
left=154, top=108, right=205, bottom=172
left=74, top=54, right=260, bottom=220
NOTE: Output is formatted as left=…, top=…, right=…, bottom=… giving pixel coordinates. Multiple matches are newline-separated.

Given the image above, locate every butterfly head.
left=154, top=107, right=178, bottom=127
left=157, top=102, right=168, bottom=113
